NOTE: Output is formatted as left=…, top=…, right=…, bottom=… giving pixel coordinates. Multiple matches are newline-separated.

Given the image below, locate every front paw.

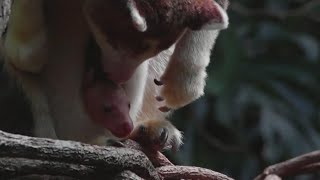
left=129, top=119, right=183, bottom=152
left=155, top=72, right=205, bottom=110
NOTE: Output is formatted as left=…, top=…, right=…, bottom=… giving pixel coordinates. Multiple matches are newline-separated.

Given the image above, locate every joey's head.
left=84, top=0, right=229, bottom=84
left=83, top=75, right=133, bottom=138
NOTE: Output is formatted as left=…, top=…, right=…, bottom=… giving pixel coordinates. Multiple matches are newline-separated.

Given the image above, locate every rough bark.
left=255, top=151, right=320, bottom=180
left=0, top=0, right=10, bottom=36
left=0, top=130, right=159, bottom=179
left=0, top=130, right=236, bottom=180
left=157, top=166, right=233, bottom=180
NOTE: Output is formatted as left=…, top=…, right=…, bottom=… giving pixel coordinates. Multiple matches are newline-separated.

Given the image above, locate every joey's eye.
left=103, top=104, right=113, bottom=113
left=128, top=103, right=131, bottom=109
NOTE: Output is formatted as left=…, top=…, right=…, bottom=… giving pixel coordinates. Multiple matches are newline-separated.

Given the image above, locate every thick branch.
left=0, top=130, right=234, bottom=180
left=0, top=157, right=97, bottom=179
left=158, top=166, right=234, bottom=180
left=0, top=0, right=11, bottom=35
left=255, top=151, right=320, bottom=180
left=0, top=130, right=159, bottom=180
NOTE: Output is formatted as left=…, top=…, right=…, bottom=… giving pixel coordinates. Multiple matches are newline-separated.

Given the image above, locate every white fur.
left=138, top=46, right=173, bottom=120
left=4, top=63, right=57, bottom=139
left=5, top=31, right=46, bottom=66
left=3, top=0, right=55, bottom=138
left=4, top=0, right=47, bottom=73
left=124, top=61, right=148, bottom=124
left=127, top=0, right=147, bottom=32
left=158, top=30, right=220, bottom=109
left=167, top=121, right=183, bottom=150
left=155, top=2, right=229, bottom=109
left=201, top=1, right=229, bottom=30
left=137, top=46, right=184, bottom=149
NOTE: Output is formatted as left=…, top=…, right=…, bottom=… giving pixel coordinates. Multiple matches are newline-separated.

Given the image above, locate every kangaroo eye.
left=128, top=103, right=131, bottom=109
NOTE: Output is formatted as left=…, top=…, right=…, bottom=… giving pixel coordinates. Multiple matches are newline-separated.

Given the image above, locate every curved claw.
left=159, top=106, right=171, bottom=112
left=158, top=128, right=169, bottom=147
left=170, top=137, right=180, bottom=152
left=138, top=125, right=148, bottom=136
left=156, top=96, right=165, bottom=102
left=154, top=79, right=164, bottom=86
left=106, top=139, right=125, bottom=147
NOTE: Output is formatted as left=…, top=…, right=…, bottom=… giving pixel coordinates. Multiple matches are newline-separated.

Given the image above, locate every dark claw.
left=158, top=128, right=169, bottom=147
left=154, top=79, right=163, bottom=86
left=171, top=138, right=179, bottom=152
left=106, top=139, right=125, bottom=147
left=159, top=106, right=171, bottom=112
left=156, top=96, right=165, bottom=102
left=138, top=125, right=148, bottom=136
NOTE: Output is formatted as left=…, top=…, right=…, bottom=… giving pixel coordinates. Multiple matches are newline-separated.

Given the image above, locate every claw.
left=154, top=79, right=163, bottom=86
left=170, top=137, right=179, bottom=152
left=159, top=106, right=171, bottom=112
left=158, top=128, right=169, bottom=147
left=156, top=96, right=165, bottom=102
left=130, top=120, right=182, bottom=152
left=106, top=139, right=125, bottom=147
left=138, top=125, right=148, bottom=136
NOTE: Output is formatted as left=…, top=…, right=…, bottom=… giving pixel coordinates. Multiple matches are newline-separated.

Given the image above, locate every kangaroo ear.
left=127, top=0, right=147, bottom=32
left=200, top=0, right=229, bottom=30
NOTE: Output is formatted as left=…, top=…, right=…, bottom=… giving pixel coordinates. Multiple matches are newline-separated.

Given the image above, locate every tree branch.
left=0, top=0, right=11, bottom=36
left=0, top=130, right=159, bottom=180
left=255, top=150, right=320, bottom=180
left=0, top=130, right=234, bottom=180
left=158, top=166, right=233, bottom=180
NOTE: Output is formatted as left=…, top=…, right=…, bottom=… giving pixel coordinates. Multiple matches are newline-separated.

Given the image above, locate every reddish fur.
left=84, top=0, right=225, bottom=84
left=86, top=0, right=224, bottom=56
left=135, top=0, right=225, bottom=30
left=85, top=0, right=185, bottom=84
left=85, top=1, right=183, bottom=56
left=82, top=72, right=133, bottom=138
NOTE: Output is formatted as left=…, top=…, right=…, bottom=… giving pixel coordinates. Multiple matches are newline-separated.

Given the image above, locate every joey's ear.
left=197, top=0, right=229, bottom=30
left=126, top=0, right=147, bottom=32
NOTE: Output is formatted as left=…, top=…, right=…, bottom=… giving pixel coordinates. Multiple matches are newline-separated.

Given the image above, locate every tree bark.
left=0, top=0, right=11, bottom=36
left=0, top=130, right=160, bottom=179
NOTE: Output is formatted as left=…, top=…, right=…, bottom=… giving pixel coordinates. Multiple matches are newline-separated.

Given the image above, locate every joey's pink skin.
left=83, top=72, right=133, bottom=138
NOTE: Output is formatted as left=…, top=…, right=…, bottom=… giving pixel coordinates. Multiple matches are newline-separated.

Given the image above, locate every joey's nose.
left=113, top=121, right=134, bottom=138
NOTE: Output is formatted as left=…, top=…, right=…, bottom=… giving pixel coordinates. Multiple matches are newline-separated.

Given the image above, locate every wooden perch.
left=0, top=0, right=11, bottom=35
left=255, top=150, right=320, bottom=180
left=0, top=130, right=159, bottom=179
left=0, top=130, right=234, bottom=180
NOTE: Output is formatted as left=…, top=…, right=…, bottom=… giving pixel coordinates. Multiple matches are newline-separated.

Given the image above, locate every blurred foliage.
left=171, top=0, right=320, bottom=179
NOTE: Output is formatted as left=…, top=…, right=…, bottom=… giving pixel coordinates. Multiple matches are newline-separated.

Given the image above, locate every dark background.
left=170, top=0, right=320, bottom=179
